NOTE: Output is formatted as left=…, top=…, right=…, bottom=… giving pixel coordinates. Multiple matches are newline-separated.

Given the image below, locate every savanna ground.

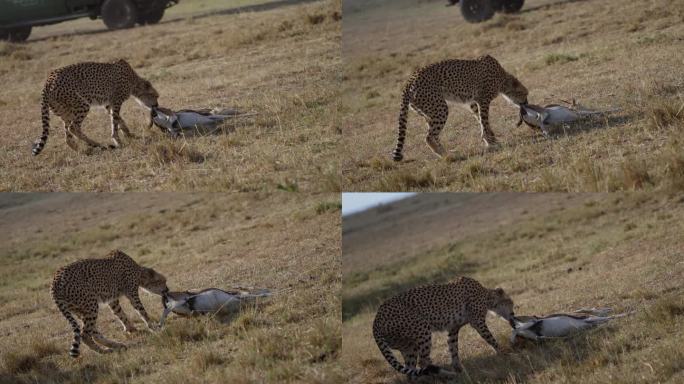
left=0, top=192, right=342, bottom=383
left=342, top=192, right=684, bottom=383
left=340, top=0, right=684, bottom=192
left=0, top=0, right=341, bottom=192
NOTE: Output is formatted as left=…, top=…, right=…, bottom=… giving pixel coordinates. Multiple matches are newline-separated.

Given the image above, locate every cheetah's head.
left=500, top=74, right=529, bottom=106
left=139, top=267, right=168, bottom=296
left=132, top=78, right=160, bottom=109
left=489, top=287, right=515, bottom=327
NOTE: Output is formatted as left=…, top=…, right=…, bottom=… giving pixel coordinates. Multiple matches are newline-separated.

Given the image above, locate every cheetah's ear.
left=495, top=287, right=504, bottom=295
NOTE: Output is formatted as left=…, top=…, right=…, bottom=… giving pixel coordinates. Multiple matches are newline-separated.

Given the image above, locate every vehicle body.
left=0, top=0, right=179, bottom=42
left=450, top=0, right=525, bottom=23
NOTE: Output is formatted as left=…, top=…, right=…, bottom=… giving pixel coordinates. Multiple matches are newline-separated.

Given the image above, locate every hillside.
left=341, top=0, right=684, bottom=192
left=0, top=192, right=342, bottom=383
left=0, top=0, right=341, bottom=192
left=342, top=192, right=684, bottom=383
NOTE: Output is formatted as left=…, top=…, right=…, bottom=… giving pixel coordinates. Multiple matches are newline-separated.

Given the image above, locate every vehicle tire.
left=493, top=0, right=524, bottom=13
left=101, top=0, right=138, bottom=30
left=7, top=26, right=32, bottom=42
left=138, top=7, right=165, bottom=25
left=460, top=0, right=495, bottom=23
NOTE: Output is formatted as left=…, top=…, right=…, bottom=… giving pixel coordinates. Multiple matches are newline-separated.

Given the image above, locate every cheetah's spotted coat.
left=392, top=55, right=529, bottom=161
left=372, top=277, right=515, bottom=377
left=50, top=250, right=168, bottom=357
left=32, top=59, right=159, bottom=155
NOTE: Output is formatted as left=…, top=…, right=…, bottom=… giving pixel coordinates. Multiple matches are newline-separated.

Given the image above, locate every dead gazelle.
left=511, top=307, right=634, bottom=345
left=160, top=287, right=272, bottom=326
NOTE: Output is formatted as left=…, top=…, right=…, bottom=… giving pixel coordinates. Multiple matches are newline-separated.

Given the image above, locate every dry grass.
left=0, top=192, right=341, bottom=383
left=342, top=192, right=684, bottom=383
left=0, top=0, right=340, bottom=192
left=341, top=0, right=684, bottom=192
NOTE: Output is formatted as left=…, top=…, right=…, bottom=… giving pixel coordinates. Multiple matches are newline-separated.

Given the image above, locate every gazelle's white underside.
left=511, top=309, right=633, bottom=343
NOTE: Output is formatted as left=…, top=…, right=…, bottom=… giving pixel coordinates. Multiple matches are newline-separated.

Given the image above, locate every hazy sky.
left=341, top=193, right=415, bottom=216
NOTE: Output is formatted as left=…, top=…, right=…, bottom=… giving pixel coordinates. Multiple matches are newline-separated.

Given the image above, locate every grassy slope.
left=341, top=0, right=684, bottom=192
left=342, top=192, right=684, bottom=383
left=0, top=192, right=342, bottom=383
left=0, top=0, right=341, bottom=192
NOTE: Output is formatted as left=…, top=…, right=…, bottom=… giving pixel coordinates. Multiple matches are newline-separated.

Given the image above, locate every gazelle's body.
left=160, top=288, right=271, bottom=325
left=511, top=308, right=633, bottom=344
left=518, top=102, right=619, bottom=136
left=151, top=107, right=246, bottom=136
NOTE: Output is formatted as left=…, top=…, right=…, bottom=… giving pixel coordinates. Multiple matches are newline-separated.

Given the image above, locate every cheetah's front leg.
left=108, top=105, right=125, bottom=148
left=476, top=101, right=498, bottom=148
left=109, top=299, right=137, bottom=333
left=111, top=105, right=137, bottom=141
left=469, top=317, right=501, bottom=353
left=127, top=291, right=158, bottom=331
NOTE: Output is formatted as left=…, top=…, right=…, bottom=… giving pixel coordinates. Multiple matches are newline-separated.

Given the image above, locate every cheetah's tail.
left=391, top=87, right=411, bottom=162
left=373, top=328, right=440, bottom=378
left=55, top=301, right=81, bottom=358
left=32, top=89, right=50, bottom=156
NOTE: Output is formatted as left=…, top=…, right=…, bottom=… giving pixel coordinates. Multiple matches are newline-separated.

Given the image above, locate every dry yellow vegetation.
left=0, top=192, right=341, bottom=383
left=341, top=0, right=684, bottom=192
left=0, top=0, right=341, bottom=192
left=342, top=192, right=684, bottom=383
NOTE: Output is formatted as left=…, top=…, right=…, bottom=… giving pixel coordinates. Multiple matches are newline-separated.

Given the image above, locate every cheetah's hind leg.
left=69, top=117, right=108, bottom=152
left=80, top=332, right=114, bottom=354
left=412, top=95, right=449, bottom=159
left=63, top=121, right=79, bottom=152
left=91, top=331, right=127, bottom=351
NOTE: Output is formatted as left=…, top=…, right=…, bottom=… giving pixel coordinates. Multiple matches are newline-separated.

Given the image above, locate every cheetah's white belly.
left=444, top=92, right=473, bottom=105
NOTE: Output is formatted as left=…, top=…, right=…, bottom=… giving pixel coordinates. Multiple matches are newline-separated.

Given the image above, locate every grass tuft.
left=621, top=157, right=652, bottom=190
left=378, top=169, right=437, bottom=191
left=544, top=53, right=579, bottom=66
left=645, top=296, right=684, bottom=323
left=315, top=201, right=342, bottom=214
left=647, top=98, right=684, bottom=131
left=151, top=141, right=206, bottom=166
left=1, top=351, right=39, bottom=374
left=191, top=350, right=225, bottom=372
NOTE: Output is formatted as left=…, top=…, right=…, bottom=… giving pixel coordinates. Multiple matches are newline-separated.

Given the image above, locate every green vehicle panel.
left=0, top=0, right=178, bottom=41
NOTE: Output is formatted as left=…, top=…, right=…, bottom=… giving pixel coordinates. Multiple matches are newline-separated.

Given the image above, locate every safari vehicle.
left=452, top=0, right=524, bottom=23
left=0, top=0, right=179, bottom=42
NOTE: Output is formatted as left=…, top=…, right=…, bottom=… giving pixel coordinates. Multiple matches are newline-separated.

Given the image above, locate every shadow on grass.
left=513, top=112, right=634, bottom=143
left=387, top=327, right=616, bottom=384
left=548, top=113, right=634, bottom=138
left=0, top=360, right=108, bottom=384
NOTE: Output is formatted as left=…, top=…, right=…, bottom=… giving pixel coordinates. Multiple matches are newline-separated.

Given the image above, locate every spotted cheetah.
left=32, top=59, right=159, bottom=156
left=372, top=276, right=514, bottom=378
left=391, top=55, right=529, bottom=161
left=50, top=250, right=168, bottom=357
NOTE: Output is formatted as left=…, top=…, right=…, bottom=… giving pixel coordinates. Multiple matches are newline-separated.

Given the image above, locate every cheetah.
left=32, top=59, right=159, bottom=156
left=391, top=55, right=529, bottom=161
left=50, top=250, right=168, bottom=357
left=372, top=276, right=515, bottom=378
